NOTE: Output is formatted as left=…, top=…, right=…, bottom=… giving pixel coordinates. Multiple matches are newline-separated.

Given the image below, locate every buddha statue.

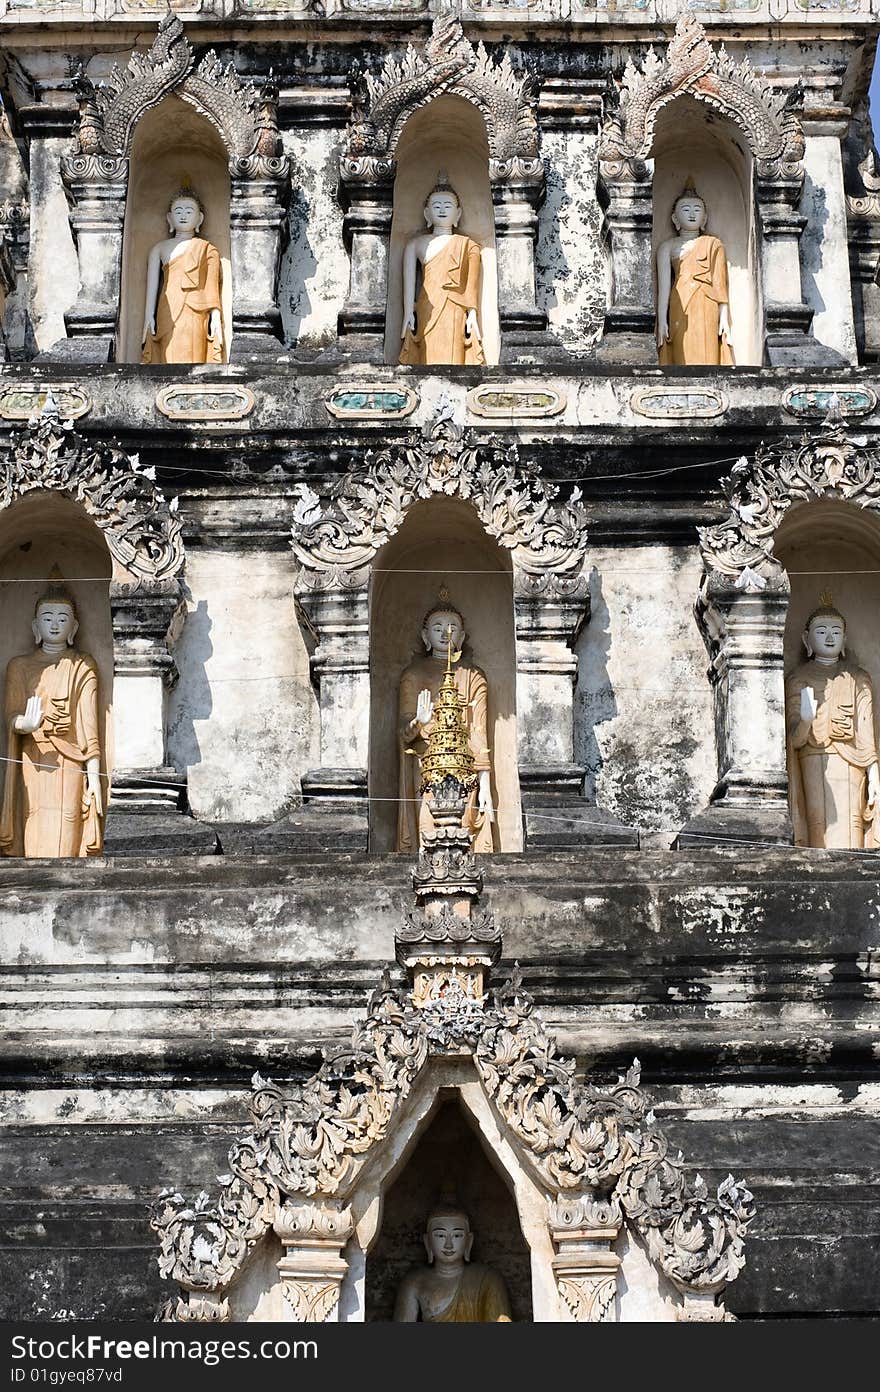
left=656, top=185, right=734, bottom=367
left=785, top=597, right=880, bottom=850
left=393, top=1204, right=512, bottom=1323
left=0, top=576, right=104, bottom=858
left=397, top=595, right=494, bottom=854
left=141, top=187, right=223, bottom=365
left=399, top=173, right=486, bottom=367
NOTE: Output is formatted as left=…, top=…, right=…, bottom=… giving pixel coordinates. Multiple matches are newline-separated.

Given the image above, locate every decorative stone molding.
left=0, top=383, right=91, bottom=422
left=155, top=384, right=256, bottom=423
left=2, top=400, right=183, bottom=583
left=338, top=17, right=547, bottom=358
left=781, top=385, right=876, bottom=421
left=844, top=105, right=880, bottom=362
left=275, top=1202, right=354, bottom=1323
left=323, top=383, right=417, bottom=421
left=466, top=384, right=566, bottom=420
left=630, top=387, right=726, bottom=421
left=152, top=966, right=754, bottom=1320
left=60, top=13, right=290, bottom=358
left=597, top=16, right=818, bottom=365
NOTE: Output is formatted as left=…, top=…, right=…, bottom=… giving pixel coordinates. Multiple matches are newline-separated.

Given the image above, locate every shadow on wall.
left=282, top=183, right=318, bottom=352
left=165, top=596, right=213, bottom=777
left=574, top=566, right=616, bottom=803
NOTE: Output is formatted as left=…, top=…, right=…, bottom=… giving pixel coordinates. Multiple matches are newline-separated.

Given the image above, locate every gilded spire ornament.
left=418, top=624, right=477, bottom=795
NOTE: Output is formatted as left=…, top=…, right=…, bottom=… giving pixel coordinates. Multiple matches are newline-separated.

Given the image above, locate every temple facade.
left=0, top=1, right=878, bottom=1321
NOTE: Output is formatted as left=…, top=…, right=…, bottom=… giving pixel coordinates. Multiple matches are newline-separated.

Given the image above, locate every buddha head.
left=672, top=185, right=708, bottom=236
left=422, top=590, right=466, bottom=658
left=423, top=1204, right=473, bottom=1269
left=423, top=172, right=462, bottom=233
left=803, top=595, right=846, bottom=662
left=32, top=574, right=79, bottom=649
left=167, top=186, right=205, bottom=237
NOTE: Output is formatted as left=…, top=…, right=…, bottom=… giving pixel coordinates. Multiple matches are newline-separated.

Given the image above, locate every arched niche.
left=118, top=95, right=232, bottom=365
left=368, top=497, right=521, bottom=852
left=364, top=1097, right=532, bottom=1322
left=0, top=494, right=114, bottom=831
left=384, top=95, right=500, bottom=366
left=651, top=96, right=760, bottom=367
left=776, top=498, right=880, bottom=710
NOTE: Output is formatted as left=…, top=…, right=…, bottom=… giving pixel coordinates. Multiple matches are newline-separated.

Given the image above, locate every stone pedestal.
left=515, top=582, right=638, bottom=848
left=679, top=579, right=793, bottom=847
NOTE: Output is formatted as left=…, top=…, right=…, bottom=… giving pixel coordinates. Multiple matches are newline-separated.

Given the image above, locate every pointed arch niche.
left=0, top=495, right=114, bottom=827
left=383, top=96, right=501, bottom=366
left=119, top=96, right=232, bottom=366
left=369, top=496, right=519, bottom=852
left=651, top=96, right=760, bottom=367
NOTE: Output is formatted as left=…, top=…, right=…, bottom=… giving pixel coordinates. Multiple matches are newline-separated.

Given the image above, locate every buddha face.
left=33, top=601, right=78, bottom=649
left=805, top=614, right=845, bottom=662
left=422, top=609, right=465, bottom=658
left=425, top=190, right=461, bottom=232
left=672, top=195, right=707, bottom=235
left=424, top=1212, right=473, bottom=1268
left=167, top=196, right=204, bottom=236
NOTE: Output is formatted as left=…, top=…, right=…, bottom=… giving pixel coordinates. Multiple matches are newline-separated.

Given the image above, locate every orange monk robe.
left=142, top=237, right=223, bottom=365
left=426, top=1265, right=512, bottom=1323
left=658, top=234, right=735, bottom=367
left=399, top=234, right=487, bottom=367
left=0, top=650, right=103, bottom=858
left=397, top=654, right=493, bottom=854
left=785, top=660, right=880, bottom=850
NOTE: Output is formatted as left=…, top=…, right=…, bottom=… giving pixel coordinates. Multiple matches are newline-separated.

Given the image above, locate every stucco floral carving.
left=290, top=408, right=589, bottom=599
left=2, top=401, right=184, bottom=582
left=599, top=15, right=804, bottom=186
left=699, top=419, right=880, bottom=583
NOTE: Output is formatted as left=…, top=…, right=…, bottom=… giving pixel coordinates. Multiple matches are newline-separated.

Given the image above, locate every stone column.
left=59, top=155, right=129, bottom=360
left=596, top=157, right=655, bottom=364
left=275, top=1202, right=353, bottom=1323
left=800, top=123, right=857, bottom=365
left=285, top=584, right=370, bottom=850
left=515, top=578, right=637, bottom=847
left=550, top=1194, right=621, bottom=1323
left=107, top=582, right=215, bottom=853
left=228, top=158, right=290, bottom=359
left=337, top=159, right=396, bottom=362
left=490, top=158, right=550, bottom=360
left=679, top=577, right=792, bottom=847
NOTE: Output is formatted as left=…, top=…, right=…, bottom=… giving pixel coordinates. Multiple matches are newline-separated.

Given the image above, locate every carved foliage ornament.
left=69, top=12, right=284, bottom=168
left=699, top=419, right=880, bottom=584
left=599, top=15, right=804, bottom=185
left=343, top=17, right=541, bottom=175
left=2, top=403, right=184, bottom=582
left=152, top=967, right=754, bottom=1310
left=290, top=410, right=589, bottom=599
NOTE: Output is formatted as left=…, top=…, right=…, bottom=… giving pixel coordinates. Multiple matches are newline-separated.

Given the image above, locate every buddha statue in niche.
left=397, top=594, right=494, bottom=854
left=141, top=186, right=223, bottom=365
left=656, top=185, right=734, bottom=367
left=393, top=1203, right=512, bottom=1323
left=785, top=596, right=880, bottom=850
left=0, top=575, right=104, bottom=858
left=399, top=173, right=486, bottom=367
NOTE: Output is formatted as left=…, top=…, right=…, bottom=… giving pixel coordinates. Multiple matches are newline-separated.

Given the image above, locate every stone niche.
left=364, top=1099, right=532, bottom=1322
left=384, top=96, right=501, bottom=367
left=118, top=96, right=232, bottom=365
left=651, top=96, right=761, bottom=368
left=369, top=496, right=521, bottom=853
left=776, top=496, right=880, bottom=737
left=0, top=495, right=114, bottom=822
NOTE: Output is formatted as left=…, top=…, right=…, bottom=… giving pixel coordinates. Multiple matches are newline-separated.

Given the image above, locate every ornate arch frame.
left=288, top=410, right=630, bottom=851
left=0, top=401, right=195, bottom=841
left=59, top=13, right=290, bottom=361
left=681, top=416, right=880, bottom=846
left=336, top=17, right=548, bottom=362
left=152, top=964, right=754, bottom=1324
left=596, top=15, right=829, bottom=366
